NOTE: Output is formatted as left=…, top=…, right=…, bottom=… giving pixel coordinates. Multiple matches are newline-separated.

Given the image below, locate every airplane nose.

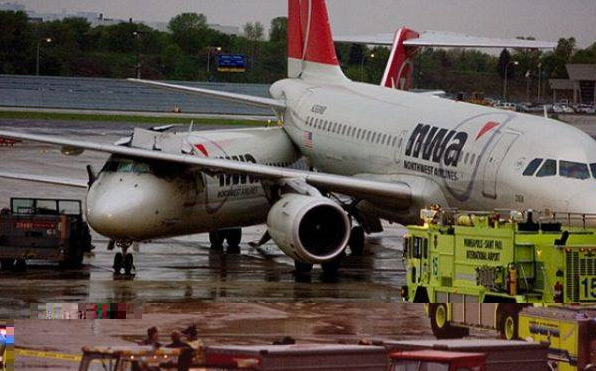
left=86, top=184, right=155, bottom=240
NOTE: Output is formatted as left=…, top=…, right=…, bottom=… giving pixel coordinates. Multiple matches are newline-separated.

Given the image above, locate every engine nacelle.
left=267, top=194, right=350, bottom=264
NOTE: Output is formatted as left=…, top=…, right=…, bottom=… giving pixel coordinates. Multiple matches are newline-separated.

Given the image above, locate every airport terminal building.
left=549, top=64, right=596, bottom=105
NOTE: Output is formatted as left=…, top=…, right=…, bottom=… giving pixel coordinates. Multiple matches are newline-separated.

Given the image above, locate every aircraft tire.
left=294, top=260, right=314, bottom=274
left=498, top=305, right=520, bottom=340
left=209, top=231, right=224, bottom=249
left=0, top=259, right=15, bottom=271
left=113, top=252, right=124, bottom=274
left=349, top=226, right=365, bottom=256
left=14, top=259, right=26, bottom=272
left=124, top=253, right=134, bottom=275
left=225, top=228, right=242, bottom=248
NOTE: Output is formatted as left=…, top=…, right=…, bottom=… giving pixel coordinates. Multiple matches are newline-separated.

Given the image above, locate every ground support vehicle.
left=389, top=350, right=487, bottom=371
left=78, top=346, right=188, bottom=371
left=203, top=344, right=389, bottom=370
left=379, top=338, right=549, bottom=371
left=401, top=209, right=596, bottom=304
left=0, top=198, right=93, bottom=270
left=79, top=344, right=389, bottom=370
left=518, top=306, right=596, bottom=371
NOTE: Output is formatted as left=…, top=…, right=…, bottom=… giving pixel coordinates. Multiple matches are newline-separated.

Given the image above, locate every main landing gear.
left=209, top=228, right=242, bottom=253
left=109, top=239, right=135, bottom=275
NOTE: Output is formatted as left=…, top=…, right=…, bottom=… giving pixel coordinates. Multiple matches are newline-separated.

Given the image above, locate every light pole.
left=132, top=31, right=142, bottom=79
left=537, top=62, right=542, bottom=103
left=503, top=60, right=519, bottom=102
left=206, top=46, right=222, bottom=78
left=360, top=52, right=375, bottom=81
left=36, top=37, right=52, bottom=76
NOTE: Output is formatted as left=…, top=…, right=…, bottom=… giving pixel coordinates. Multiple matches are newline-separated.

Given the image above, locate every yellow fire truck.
left=401, top=208, right=596, bottom=305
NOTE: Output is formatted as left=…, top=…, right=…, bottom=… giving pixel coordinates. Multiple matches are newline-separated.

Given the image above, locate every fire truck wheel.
left=225, top=228, right=242, bottom=249
left=209, top=231, right=224, bottom=249
left=499, top=308, right=519, bottom=340
left=113, top=252, right=124, bottom=274
left=294, top=260, right=314, bottom=274
left=124, top=253, right=134, bottom=275
left=349, top=226, right=365, bottom=256
left=14, top=259, right=26, bottom=272
left=0, top=259, right=15, bottom=270
left=430, top=304, right=468, bottom=339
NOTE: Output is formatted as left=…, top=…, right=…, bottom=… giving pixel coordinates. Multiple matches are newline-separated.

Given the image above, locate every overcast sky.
left=14, top=0, right=596, bottom=47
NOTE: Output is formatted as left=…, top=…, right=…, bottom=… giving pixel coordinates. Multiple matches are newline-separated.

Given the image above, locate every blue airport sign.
left=217, top=55, right=246, bottom=73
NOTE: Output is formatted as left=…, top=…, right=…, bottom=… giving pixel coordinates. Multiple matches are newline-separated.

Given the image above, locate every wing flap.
left=0, top=171, right=88, bottom=188
left=128, top=79, right=286, bottom=111
left=0, top=130, right=411, bottom=204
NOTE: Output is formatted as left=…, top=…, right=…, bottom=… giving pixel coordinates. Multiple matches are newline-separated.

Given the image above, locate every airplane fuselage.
left=272, top=78, right=596, bottom=222
left=86, top=127, right=299, bottom=241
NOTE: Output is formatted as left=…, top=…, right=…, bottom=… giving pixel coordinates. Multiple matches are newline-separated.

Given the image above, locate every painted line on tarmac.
left=16, top=348, right=81, bottom=362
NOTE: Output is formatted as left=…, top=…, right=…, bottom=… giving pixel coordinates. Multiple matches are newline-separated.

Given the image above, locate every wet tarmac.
left=3, top=117, right=595, bottom=370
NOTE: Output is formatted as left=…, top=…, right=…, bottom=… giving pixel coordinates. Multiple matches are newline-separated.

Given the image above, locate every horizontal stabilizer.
left=336, top=31, right=556, bottom=49
left=128, top=79, right=286, bottom=111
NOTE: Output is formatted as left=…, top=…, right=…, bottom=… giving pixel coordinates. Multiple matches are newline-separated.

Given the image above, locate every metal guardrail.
left=0, top=75, right=272, bottom=115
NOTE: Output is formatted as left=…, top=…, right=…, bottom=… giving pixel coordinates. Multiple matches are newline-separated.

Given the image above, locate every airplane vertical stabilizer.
left=288, top=0, right=348, bottom=82
left=381, top=27, right=420, bottom=90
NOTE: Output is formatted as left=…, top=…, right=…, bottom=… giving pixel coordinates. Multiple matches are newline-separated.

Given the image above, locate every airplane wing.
left=0, top=171, right=88, bottom=188
left=335, top=31, right=556, bottom=49
left=127, top=79, right=287, bottom=111
left=0, top=130, right=411, bottom=204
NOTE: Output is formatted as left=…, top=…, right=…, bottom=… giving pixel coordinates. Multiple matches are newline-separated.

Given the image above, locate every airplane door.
left=394, top=130, right=409, bottom=164
left=482, top=132, right=520, bottom=199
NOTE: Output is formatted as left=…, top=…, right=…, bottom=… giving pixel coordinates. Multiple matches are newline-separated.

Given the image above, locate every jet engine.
left=267, top=194, right=350, bottom=264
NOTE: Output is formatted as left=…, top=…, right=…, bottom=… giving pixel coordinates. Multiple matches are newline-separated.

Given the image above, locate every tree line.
left=1, top=10, right=595, bottom=101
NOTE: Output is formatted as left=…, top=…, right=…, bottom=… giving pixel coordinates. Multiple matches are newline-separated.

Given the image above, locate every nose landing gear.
left=110, top=240, right=135, bottom=276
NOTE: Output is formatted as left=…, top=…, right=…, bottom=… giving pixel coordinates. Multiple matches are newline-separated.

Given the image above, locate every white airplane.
left=1, top=0, right=593, bottom=277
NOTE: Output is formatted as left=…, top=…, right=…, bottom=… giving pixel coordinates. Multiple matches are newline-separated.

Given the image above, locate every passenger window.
left=366, top=131, right=371, bottom=141
left=332, top=122, right=337, bottom=132
left=471, top=153, right=476, bottom=166
left=327, top=121, right=331, bottom=132
left=371, top=132, right=377, bottom=142
left=523, top=158, right=543, bottom=176
left=560, top=160, right=590, bottom=180
left=314, top=118, right=319, bottom=128
left=382, top=134, right=387, bottom=145
left=536, top=159, right=557, bottom=177
left=341, top=125, right=346, bottom=135
left=322, top=121, right=327, bottom=130
left=392, top=137, right=397, bottom=147
left=357, top=128, right=362, bottom=139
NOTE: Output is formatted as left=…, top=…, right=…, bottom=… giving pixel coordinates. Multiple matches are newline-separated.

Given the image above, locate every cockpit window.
left=590, top=164, right=596, bottom=179
left=560, top=160, right=590, bottom=180
left=536, top=159, right=557, bottom=177
left=523, top=158, right=543, bottom=176
left=101, top=157, right=170, bottom=176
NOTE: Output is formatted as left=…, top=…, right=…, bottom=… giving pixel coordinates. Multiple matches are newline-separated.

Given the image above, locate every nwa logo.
left=405, top=124, right=468, bottom=167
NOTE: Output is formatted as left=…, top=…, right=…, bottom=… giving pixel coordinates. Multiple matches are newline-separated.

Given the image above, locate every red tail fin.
left=381, top=28, right=420, bottom=90
left=288, top=0, right=346, bottom=81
